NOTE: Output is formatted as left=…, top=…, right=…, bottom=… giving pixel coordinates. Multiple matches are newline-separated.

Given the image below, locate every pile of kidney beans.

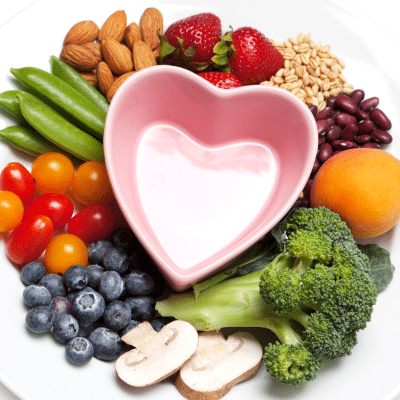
left=300, top=89, right=393, bottom=207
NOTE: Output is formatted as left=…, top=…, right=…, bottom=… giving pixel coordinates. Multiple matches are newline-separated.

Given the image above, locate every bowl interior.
left=104, top=65, right=317, bottom=290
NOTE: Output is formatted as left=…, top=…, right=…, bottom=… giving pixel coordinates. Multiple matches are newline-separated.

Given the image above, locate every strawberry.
left=198, top=71, right=242, bottom=89
left=212, top=27, right=284, bottom=85
left=158, top=13, right=222, bottom=72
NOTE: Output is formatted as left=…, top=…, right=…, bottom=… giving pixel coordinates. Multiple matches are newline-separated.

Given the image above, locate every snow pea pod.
left=0, top=125, right=62, bottom=157
left=0, top=90, right=26, bottom=122
left=50, top=56, right=109, bottom=114
left=17, top=92, right=104, bottom=162
left=11, top=66, right=106, bottom=139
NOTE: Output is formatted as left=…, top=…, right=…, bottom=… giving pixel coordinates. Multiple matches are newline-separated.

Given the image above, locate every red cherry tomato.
left=67, top=204, right=117, bottom=242
left=0, top=162, right=35, bottom=206
left=22, top=193, right=74, bottom=231
left=6, top=215, right=54, bottom=266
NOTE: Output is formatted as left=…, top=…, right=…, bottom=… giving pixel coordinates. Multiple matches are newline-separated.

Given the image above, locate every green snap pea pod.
left=11, top=66, right=106, bottom=139
left=50, top=56, right=109, bottom=114
left=16, top=92, right=104, bottom=162
left=0, top=125, right=64, bottom=157
left=0, top=90, right=26, bottom=122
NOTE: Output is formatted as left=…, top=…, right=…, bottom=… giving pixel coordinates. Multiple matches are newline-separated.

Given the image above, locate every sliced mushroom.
left=175, top=330, right=263, bottom=400
left=115, top=320, right=198, bottom=387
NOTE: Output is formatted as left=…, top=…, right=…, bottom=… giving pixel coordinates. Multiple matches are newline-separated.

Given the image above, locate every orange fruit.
left=310, top=148, right=400, bottom=239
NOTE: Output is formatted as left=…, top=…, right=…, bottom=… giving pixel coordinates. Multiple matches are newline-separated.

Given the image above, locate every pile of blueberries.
left=21, top=227, right=172, bottom=365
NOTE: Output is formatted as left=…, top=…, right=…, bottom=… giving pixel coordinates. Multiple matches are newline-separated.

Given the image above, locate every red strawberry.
left=213, top=27, right=284, bottom=85
left=158, top=13, right=222, bottom=72
left=198, top=71, right=242, bottom=89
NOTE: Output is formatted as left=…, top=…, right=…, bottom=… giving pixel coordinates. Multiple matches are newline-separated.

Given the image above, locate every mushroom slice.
left=175, top=330, right=263, bottom=400
left=115, top=320, right=198, bottom=387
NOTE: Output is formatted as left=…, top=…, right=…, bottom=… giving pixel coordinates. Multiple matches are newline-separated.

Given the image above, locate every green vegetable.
left=0, top=90, right=26, bottom=122
left=0, top=125, right=63, bottom=156
left=156, top=207, right=379, bottom=386
left=10, top=66, right=106, bottom=139
left=16, top=92, right=104, bottom=162
left=50, top=56, right=109, bottom=115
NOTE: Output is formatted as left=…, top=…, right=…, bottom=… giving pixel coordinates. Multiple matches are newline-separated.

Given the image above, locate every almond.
left=101, top=38, right=133, bottom=75
left=98, top=10, right=127, bottom=42
left=63, top=20, right=99, bottom=46
left=140, top=8, right=163, bottom=50
left=97, top=61, right=115, bottom=96
left=60, top=44, right=99, bottom=72
left=133, top=40, right=157, bottom=71
left=124, top=22, right=142, bottom=50
left=107, top=71, right=135, bottom=102
left=82, top=42, right=102, bottom=63
left=80, top=72, right=97, bottom=87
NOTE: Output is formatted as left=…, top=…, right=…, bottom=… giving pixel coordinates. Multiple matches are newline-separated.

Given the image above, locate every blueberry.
left=111, top=228, right=140, bottom=253
left=39, top=274, right=67, bottom=298
left=71, top=288, right=105, bottom=324
left=103, top=247, right=129, bottom=274
left=23, top=285, right=52, bottom=307
left=78, top=322, right=96, bottom=338
left=25, top=306, right=56, bottom=333
left=119, top=319, right=140, bottom=336
left=150, top=317, right=173, bottom=332
left=87, top=264, right=104, bottom=288
left=87, top=240, right=114, bottom=265
left=89, top=327, right=123, bottom=361
left=125, top=270, right=155, bottom=296
left=49, top=297, right=71, bottom=318
left=63, top=265, right=90, bottom=290
left=124, top=296, right=155, bottom=321
left=20, top=261, right=47, bottom=285
left=65, top=337, right=94, bottom=365
left=104, top=300, right=132, bottom=331
left=53, top=314, right=79, bottom=344
left=99, top=271, right=124, bottom=301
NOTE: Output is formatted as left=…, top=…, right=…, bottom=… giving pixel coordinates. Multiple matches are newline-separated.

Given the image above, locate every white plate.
left=0, top=1, right=399, bottom=399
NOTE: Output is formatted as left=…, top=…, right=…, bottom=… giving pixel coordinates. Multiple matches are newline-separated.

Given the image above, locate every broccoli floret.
left=155, top=207, right=378, bottom=386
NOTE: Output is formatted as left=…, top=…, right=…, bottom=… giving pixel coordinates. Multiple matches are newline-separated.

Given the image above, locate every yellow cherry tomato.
left=0, top=190, right=24, bottom=232
left=71, top=161, right=114, bottom=205
left=31, top=152, right=75, bottom=194
left=44, top=233, right=88, bottom=274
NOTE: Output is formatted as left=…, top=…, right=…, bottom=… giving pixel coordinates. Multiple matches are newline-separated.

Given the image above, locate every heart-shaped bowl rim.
left=104, top=65, right=318, bottom=291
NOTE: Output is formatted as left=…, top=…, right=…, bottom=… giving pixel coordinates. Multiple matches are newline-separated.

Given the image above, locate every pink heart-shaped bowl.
left=104, top=65, right=318, bottom=291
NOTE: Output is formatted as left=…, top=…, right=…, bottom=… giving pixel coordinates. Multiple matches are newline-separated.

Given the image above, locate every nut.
left=101, top=38, right=133, bottom=75
left=63, top=20, right=99, bottom=46
left=97, top=61, right=115, bottom=96
left=107, top=71, right=135, bottom=102
left=133, top=40, right=157, bottom=71
left=124, top=22, right=142, bottom=50
left=79, top=72, right=97, bottom=87
left=98, top=10, right=127, bottom=42
left=81, top=42, right=102, bottom=63
left=140, top=7, right=163, bottom=50
left=60, top=44, right=99, bottom=72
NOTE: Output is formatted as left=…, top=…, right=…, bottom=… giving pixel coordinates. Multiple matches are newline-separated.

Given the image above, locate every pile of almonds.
left=60, top=8, right=163, bottom=101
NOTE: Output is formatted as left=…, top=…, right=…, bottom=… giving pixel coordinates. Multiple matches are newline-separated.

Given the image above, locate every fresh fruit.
left=23, top=285, right=52, bottom=307
left=213, top=27, right=284, bottom=85
left=310, top=148, right=400, bottom=239
left=63, top=265, right=90, bottom=290
left=99, top=270, right=125, bottom=301
left=20, top=261, right=47, bottom=286
left=31, top=152, right=75, bottom=194
left=65, top=337, right=94, bottom=365
left=103, top=300, right=132, bottom=331
left=198, top=71, right=242, bottom=89
left=39, top=274, right=67, bottom=298
left=0, top=162, right=35, bottom=206
left=52, top=314, right=79, bottom=344
left=6, top=215, right=54, bottom=266
left=44, top=233, right=88, bottom=274
left=71, top=287, right=106, bottom=324
left=49, top=297, right=71, bottom=318
left=0, top=190, right=24, bottom=233
left=89, top=326, right=123, bottom=361
left=159, top=12, right=222, bottom=70
left=25, top=306, right=56, bottom=333
left=87, top=240, right=114, bottom=265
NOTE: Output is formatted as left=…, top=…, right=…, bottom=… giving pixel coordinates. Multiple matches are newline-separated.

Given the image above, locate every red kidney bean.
left=336, top=112, right=358, bottom=127
left=370, top=129, right=393, bottom=144
left=303, top=178, right=313, bottom=198
left=331, top=140, right=359, bottom=150
left=318, top=136, right=326, bottom=145
left=317, top=142, right=333, bottom=163
left=309, top=105, right=318, bottom=116
left=311, top=158, right=320, bottom=175
left=326, top=125, right=342, bottom=142
left=335, top=94, right=357, bottom=114
left=297, top=197, right=310, bottom=208
left=341, top=123, right=358, bottom=141
left=350, top=89, right=365, bottom=105
left=369, top=107, right=392, bottom=130
left=354, top=134, right=371, bottom=144
left=316, top=119, right=330, bottom=136
left=315, top=107, right=333, bottom=121
left=355, top=109, right=369, bottom=121
left=360, top=96, right=379, bottom=111
left=358, top=119, right=374, bottom=134
left=326, top=96, right=336, bottom=108
left=362, top=142, right=381, bottom=149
